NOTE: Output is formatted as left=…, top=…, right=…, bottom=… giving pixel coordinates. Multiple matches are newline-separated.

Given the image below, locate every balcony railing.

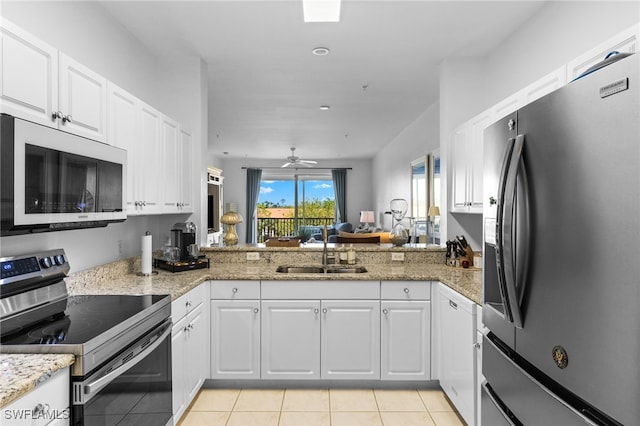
left=257, top=217, right=335, bottom=243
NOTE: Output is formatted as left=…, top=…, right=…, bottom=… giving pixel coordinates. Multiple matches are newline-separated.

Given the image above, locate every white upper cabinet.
left=180, top=128, right=193, bottom=213
left=137, top=102, right=163, bottom=214
left=0, top=19, right=58, bottom=127
left=161, top=115, right=180, bottom=213
left=107, top=82, right=137, bottom=215
left=567, top=24, right=639, bottom=81
left=58, top=53, right=107, bottom=142
left=451, top=111, right=491, bottom=214
left=0, top=19, right=107, bottom=142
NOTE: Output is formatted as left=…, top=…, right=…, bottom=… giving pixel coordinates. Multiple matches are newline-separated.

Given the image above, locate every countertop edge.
left=0, top=354, right=75, bottom=409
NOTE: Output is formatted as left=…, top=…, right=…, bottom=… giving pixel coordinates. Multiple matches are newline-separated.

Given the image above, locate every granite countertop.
left=0, top=354, right=75, bottom=408
left=67, top=262, right=481, bottom=304
left=2, top=259, right=481, bottom=408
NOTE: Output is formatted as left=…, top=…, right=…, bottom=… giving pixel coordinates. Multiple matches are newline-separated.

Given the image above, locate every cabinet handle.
left=62, top=114, right=72, bottom=123
left=51, top=111, right=63, bottom=121
left=32, top=403, right=48, bottom=417
left=253, top=308, right=259, bottom=314
left=186, top=301, right=192, bottom=307
left=449, top=300, right=458, bottom=309
left=322, top=308, right=327, bottom=314
left=404, top=288, right=410, bottom=293
left=314, top=308, right=319, bottom=314
left=183, top=326, right=189, bottom=332
left=382, top=309, right=389, bottom=315
left=474, top=342, right=481, bottom=349
left=232, top=288, right=238, bottom=293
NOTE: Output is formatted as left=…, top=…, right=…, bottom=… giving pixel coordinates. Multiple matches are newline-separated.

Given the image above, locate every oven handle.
left=78, top=321, right=171, bottom=404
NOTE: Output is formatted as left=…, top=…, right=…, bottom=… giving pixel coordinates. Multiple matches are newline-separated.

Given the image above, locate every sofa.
left=297, top=222, right=354, bottom=242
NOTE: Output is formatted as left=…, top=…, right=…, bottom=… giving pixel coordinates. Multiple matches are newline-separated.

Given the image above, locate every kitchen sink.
left=276, top=265, right=368, bottom=274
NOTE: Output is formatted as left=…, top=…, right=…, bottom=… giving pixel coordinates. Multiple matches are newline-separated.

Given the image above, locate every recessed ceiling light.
left=303, top=0, right=341, bottom=22
left=319, top=105, right=330, bottom=110
left=312, top=47, right=330, bottom=56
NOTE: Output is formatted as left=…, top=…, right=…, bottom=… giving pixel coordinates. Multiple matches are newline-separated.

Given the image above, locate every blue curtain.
left=332, top=169, right=347, bottom=223
left=245, top=168, right=262, bottom=243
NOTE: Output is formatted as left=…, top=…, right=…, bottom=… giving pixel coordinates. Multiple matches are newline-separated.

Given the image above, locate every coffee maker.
left=171, top=222, right=197, bottom=261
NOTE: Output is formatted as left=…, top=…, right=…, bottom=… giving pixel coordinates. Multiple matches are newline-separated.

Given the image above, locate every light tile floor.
left=178, top=388, right=465, bottom=426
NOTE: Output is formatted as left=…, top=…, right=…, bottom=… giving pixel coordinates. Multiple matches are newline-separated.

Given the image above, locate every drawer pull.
left=322, top=308, right=328, bottom=314
left=253, top=308, right=259, bottom=314
left=232, top=288, right=238, bottom=293
left=404, top=288, right=410, bottom=293
left=449, top=300, right=458, bottom=309
left=382, top=309, right=389, bottom=315
left=314, top=308, right=320, bottom=314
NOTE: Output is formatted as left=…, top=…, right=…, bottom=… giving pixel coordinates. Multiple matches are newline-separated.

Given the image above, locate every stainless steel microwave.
left=1, top=114, right=126, bottom=235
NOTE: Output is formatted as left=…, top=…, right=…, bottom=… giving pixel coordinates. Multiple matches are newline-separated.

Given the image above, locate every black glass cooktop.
left=1, top=294, right=169, bottom=346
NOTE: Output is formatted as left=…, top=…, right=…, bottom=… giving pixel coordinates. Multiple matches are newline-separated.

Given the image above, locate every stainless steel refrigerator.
left=481, top=53, right=639, bottom=426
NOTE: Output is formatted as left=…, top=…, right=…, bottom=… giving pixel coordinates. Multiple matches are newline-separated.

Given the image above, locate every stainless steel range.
left=1, top=249, right=173, bottom=425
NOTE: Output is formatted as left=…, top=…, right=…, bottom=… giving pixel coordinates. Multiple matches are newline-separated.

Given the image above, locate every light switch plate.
left=391, top=252, right=405, bottom=262
left=246, top=252, right=260, bottom=261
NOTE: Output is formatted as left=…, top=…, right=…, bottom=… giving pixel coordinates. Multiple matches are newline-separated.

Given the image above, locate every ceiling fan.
left=281, top=147, right=318, bottom=168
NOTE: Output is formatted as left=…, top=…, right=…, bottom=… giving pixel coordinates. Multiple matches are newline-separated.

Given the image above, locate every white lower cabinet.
left=2, top=367, right=70, bottom=425
left=210, top=299, right=261, bottom=379
left=381, top=300, right=431, bottom=380
left=321, top=300, right=380, bottom=380
left=171, top=284, right=209, bottom=423
left=381, top=281, right=431, bottom=381
left=436, top=282, right=477, bottom=426
left=210, top=280, right=262, bottom=380
left=261, top=300, right=321, bottom=379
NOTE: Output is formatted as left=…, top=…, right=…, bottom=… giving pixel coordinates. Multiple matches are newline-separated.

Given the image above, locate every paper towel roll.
left=141, top=232, right=152, bottom=275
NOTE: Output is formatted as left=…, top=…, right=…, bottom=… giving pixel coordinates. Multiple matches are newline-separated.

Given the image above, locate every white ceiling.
left=99, top=0, right=547, bottom=162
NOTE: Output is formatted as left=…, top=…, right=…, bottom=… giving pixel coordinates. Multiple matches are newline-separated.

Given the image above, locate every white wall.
left=372, top=103, right=440, bottom=232
left=439, top=1, right=640, bottom=250
left=0, top=2, right=207, bottom=272
left=219, top=157, right=373, bottom=244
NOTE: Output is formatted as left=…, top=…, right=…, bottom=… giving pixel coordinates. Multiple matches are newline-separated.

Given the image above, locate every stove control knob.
left=54, top=255, right=65, bottom=265
left=40, top=257, right=52, bottom=269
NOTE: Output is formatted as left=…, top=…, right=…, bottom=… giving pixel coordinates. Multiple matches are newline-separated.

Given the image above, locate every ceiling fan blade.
left=299, top=160, right=318, bottom=164
left=281, top=162, right=293, bottom=168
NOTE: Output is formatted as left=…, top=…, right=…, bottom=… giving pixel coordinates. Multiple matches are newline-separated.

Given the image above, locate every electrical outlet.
left=391, top=252, right=405, bottom=262
left=246, top=252, right=260, bottom=261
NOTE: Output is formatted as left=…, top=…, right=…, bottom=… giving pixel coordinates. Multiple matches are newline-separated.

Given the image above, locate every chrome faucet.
left=322, top=224, right=329, bottom=267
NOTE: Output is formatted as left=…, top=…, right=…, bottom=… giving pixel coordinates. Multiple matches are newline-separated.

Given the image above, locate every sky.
left=259, top=180, right=334, bottom=206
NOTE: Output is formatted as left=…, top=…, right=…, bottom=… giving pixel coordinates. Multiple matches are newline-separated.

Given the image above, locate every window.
left=257, top=173, right=335, bottom=242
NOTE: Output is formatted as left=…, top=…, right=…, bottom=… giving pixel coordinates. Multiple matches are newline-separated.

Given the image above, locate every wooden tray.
left=265, top=238, right=302, bottom=247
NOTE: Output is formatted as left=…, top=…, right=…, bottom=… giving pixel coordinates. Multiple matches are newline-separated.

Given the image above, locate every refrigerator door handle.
left=501, top=134, right=528, bottom=328
left=482, top=382, right=521, bottom=426
left=495, top=138, right=516, bottom=322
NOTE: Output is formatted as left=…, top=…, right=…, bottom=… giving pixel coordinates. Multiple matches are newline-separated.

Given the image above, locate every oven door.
left=72, top=319, right=172, bottom=426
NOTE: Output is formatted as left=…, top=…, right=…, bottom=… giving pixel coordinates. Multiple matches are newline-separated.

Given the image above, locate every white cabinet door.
left=381, top=300, right=431, bottom=381
left=137, top=102, right=162, bottom=214
left=161, top=115, right=180, bottom=213
left=0, top=19, right=58, bottom=128
left=468, top=112, right=492, bottom=213
left=210, top=300, right=261, bottom=379
left=2, top=367, right=70, bottom=426
left=261, top=300, right=321, bottom=379
left=107, top=82, right=137, bottom=215
left=438, top=284, right=477, bottom=426
left=58, top=52, right=107, bottom=142
left=171, top=314, right=188, bottom=420
left=321, top=300, right=380, bottom=380
left=180, top=128, right=193, bottom=213
left=450, top=123, right=470, bottom=213
left=451, top=112, right=490, bottom=214
left=185, top=302, right=206, bottom=403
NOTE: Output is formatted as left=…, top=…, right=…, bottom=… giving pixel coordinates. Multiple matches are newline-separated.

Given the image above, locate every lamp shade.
left=360, top=211, right=375, bottom=224
left=428, top=206, right=440, bottom=217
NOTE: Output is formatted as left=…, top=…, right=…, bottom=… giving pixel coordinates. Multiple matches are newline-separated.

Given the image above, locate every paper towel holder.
left=137, top=231, right=159, bottom=276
